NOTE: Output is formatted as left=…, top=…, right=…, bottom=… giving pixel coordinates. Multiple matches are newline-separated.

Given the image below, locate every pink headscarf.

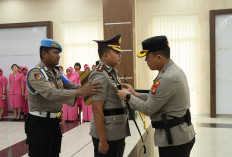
left=0, top=68, right=8, bottom=87
left=92, top=65, right=96, bottom=70
left=18, top=66, right=23, bottom=73
left=22, top=66, right=28, bottom=76
left=66, top=67, right=73, bottom=77
left=66, top=67, right=79, bottom=84
left=69, top=67, right=74, bottom=72
left=84, top=64, right=90, bottom=71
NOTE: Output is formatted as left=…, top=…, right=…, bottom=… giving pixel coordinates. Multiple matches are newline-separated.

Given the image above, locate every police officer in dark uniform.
left=117, top=36, right=195, bottom=157
left=25, top=39, right=101, bottom=157
left=89, top=34, right=130, bottom=157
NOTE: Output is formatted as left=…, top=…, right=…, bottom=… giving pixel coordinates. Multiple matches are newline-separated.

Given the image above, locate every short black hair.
left=40, top=46, right=51, bottom=60
left=74, top=62, right=81, bottom=69
left=11, top=64, right=19, bottom=70
left=96, top=60, right=100, bottom=66
left=98, top=46, right=111, bottom=59
left=151, top=47, right=170, bottom=59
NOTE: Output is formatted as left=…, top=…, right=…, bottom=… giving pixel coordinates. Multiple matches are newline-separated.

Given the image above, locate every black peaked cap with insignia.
left=137, top=35, right=169, bottom=58
left=93, top=34, right=121, bottom=52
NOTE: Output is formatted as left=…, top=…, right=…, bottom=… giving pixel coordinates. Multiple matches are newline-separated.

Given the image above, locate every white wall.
left=135, top=0, right=232, bottom=116
left=0, top=0, right=103, bottom=68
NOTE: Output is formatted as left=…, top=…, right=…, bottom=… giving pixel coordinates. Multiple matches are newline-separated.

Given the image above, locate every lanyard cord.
left=104, top=69, right=147, bottom=154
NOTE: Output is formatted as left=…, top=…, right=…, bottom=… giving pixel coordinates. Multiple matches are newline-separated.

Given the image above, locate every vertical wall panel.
left=103, top=0, right=135, bottom=87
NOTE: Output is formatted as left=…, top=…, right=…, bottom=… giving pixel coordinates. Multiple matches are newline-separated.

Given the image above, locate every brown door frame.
left=210, top=9, right=232, bottom=118
left=0, top=21, right=53, bottom=38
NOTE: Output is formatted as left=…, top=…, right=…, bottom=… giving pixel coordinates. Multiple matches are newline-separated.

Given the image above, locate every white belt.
left=29, top=111, right=58, bottom=118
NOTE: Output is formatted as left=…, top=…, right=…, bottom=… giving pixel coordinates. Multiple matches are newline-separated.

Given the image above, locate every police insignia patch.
left=51, top=83, right=56, bottom=88
left=34, top=73, right=42, bottom=79
left=96, top=64, right=105, bottom=72
left=60, top=82, right=63, bottom=87
left=51, top=42, right=59, bottom=48
left=151, top=81, right=160, bottom=95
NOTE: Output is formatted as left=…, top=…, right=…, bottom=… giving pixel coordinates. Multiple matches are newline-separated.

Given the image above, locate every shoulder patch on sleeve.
left=151, top=81, right=160, bottom=95
left=96, top=64, right=105, bottom=72
left=34, top=73, right=43, bottom=80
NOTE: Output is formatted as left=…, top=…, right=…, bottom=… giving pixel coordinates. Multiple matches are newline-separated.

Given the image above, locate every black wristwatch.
left=126, top=94, right=132, bottom=101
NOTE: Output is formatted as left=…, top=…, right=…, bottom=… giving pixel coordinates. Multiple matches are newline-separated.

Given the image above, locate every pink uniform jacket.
left=9, top=72, right=23, bottom=108
left=9, top=73, right=23, bottom=95
left=62, top=67, right=78, bottom=121
left=0, top=69, right=7, bottom=108
left=21, top=66, right=29, bottom=115
left=82, top=64, right=92, bottom=122
left=0, top=69, right=8, bottom=115
left=74, top=69, right=83, bottom=107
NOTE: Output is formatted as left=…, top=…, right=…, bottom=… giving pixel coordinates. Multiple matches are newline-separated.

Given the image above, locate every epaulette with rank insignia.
left=96, top=64, right=105, bottom=72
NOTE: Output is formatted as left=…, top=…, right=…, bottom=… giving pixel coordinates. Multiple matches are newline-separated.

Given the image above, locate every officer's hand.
left=117, top=89, right=130, bottom=100
left=122, top=83, right=135, bottom=95
left=98, top=140, right=109, bottom=154
left=76, top=82, right=102, bottom=97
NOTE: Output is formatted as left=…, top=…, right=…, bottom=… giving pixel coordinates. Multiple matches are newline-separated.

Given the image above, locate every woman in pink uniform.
left=18, top=66, right=23, bottom=74
left=0, top=69, right=9, bottom=118
left=91, top=65, right=96, bottom=70
left=74, top=62, right=84, bottom=121
left=9, top=64, right=24, bottom=121
left=59, top=66, right=64, bottom=73
left=62, top=67, right=78, bottom=122
left=82, top=64, right=92, bottom=122
left=0, top=69, right=8, bottom=121
left=21, top=67, right=29, bottom=116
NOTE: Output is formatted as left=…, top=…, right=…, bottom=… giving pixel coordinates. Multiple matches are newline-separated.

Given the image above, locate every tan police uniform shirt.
left=128, top=59, right=195, bottom=147
left=27, top=61, right=81, bottom=113
left=89, top=60, right=131, bottom=141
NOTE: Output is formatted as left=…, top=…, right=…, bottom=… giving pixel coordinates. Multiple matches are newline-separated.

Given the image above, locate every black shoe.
left=16, top=117, right=21, bottom=121
left=12, top=118, right=17, bottom=121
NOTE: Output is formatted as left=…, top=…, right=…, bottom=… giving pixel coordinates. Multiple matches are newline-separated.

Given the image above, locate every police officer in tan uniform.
left=25, top=39, right=101, bottom=157
left=89, top=34, right=130, bottom=157
left=117, top=36, right=195, bottom=157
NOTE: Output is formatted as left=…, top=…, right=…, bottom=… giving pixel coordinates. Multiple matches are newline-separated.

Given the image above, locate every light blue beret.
left=41, top=38, right=62, bottom=52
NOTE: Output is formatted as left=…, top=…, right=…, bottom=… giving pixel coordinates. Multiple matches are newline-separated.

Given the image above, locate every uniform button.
left=113, top=117, right=116, bottom=121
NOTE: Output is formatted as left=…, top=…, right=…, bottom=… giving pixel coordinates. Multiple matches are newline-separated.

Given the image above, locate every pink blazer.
left=0, top=69, right=8, bottom=96
left=9, top=73, right=23, bottom=95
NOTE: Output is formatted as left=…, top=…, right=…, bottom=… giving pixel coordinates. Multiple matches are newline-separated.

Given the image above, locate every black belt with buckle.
left=103, top=108, right=127, bottom=116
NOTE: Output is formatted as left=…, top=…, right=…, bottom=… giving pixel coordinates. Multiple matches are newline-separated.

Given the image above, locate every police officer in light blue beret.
left=117, top=36, right=195, bottom=157
left=25, top=38, right=102, bottom=157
